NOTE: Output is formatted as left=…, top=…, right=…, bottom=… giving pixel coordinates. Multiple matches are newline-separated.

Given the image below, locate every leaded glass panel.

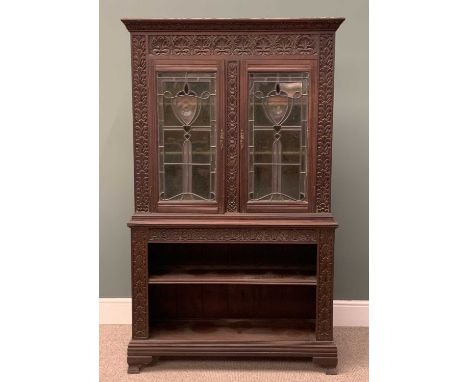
left=157, top=72, right=217, bottom=201
left=248, top=72, right=309, bottom=202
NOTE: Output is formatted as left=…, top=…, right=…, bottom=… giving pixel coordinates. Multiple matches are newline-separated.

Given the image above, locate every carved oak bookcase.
left=122, top=18, right=343, bottom=374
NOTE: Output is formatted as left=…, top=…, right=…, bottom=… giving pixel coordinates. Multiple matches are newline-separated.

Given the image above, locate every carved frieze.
left=148, top=227, right=319, bottom=243
left=149, top=34, right=318, bottom=57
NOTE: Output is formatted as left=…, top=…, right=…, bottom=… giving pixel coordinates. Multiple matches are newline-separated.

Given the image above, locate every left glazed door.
left=149, top=60, right=225, bottom=213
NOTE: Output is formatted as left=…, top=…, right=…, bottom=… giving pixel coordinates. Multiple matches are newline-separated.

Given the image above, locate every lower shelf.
left=128, top=319, right=336, bottom=366
left=148, top=319, right=316, bottom=342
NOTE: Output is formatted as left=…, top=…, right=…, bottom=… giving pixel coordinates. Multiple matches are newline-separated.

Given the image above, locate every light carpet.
left=100, top=325, right=368, bottom=381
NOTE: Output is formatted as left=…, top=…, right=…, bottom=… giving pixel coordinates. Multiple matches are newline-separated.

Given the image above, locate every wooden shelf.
left=148, top=270, right=317, bottom=285
left=148, top=319, right=316, bottom=342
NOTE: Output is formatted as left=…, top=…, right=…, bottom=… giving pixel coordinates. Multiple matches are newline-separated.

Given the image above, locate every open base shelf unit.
left=127, top=216, right=338, bottom=374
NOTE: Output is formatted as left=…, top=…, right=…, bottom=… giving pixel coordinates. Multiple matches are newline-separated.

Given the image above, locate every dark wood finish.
left=148, top=319, right=316, bottom=341
left=147, top=243, right=316, bottom=269
left=122, top=18, right=345, bottom=32
left=149, top=284, right=316, bottom=320
left=225, top=61, right=240, bottom=212
left=123, top=18, right=343, bottom=374
left=127, top=355, right=154, bottom=374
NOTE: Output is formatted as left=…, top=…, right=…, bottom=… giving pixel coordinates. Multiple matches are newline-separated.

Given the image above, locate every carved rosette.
left=225, top=62, right=240, bottom=212
left=131, top=227, right=148, bottom=338
left=150, top=35, right=170, bottom=55
left=193, top=35, right=213, bottom=55
left=233, top=35, right=253, bottom=55
left=316, top=34, right=335, bottom=213
left=316, top=229, right=334, bottom=341
left=172, top=36, right=192, bottom=55
left=131, top=35, right=150, bottom=212
left=253, top=37, right=272, bottom=55
left=274, top=35, right=294, bottom=55
left=214, top=36, right=232, bottom=55
left=148, top=228, right=319, bottom=243
left=149, top=34, right=318, bottom=57
left=296, top=35, right=317, bottom=55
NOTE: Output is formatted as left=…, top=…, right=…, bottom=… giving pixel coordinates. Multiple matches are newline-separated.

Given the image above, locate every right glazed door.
left=240, top=60, right=318, bottom=213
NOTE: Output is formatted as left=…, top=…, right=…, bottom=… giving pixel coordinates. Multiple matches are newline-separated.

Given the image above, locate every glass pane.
left=248, top=72, right=309, bottom=202
left=192, top=165, right=211, bottom=200
left=190, top=130, right=211, bottom=164
left=163, top=130, right=184, bottom=163
left=164, top=164, right=183, bottom=199
left=157, top=72, right=217, bottom=201
left=280, top=130, right=301, bottom=164
left=281, top=165, right=300, bottom=200
left=253, top=165, right=272, bottom=200
left=254, top=130, right=273, bottom=163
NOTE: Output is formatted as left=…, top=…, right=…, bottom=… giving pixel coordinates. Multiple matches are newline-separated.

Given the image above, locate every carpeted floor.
left=100, top=325, right=368, bottom=381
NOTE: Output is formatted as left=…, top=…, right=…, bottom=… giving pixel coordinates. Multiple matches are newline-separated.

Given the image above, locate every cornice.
left=122, top=18, right=345, bottom=33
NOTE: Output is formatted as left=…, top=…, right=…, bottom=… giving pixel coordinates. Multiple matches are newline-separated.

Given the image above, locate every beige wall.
left=99, top=0, right=369, bottom=299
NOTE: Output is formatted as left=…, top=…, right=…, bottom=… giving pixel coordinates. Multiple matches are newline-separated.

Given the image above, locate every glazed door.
left=150, top=60, right=225, bottom=213
left=240, top=60, right=317, bottom=213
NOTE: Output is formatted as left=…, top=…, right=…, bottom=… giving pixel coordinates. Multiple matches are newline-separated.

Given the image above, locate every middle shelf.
left=148, top=269, right=317, bottom=285
left=148, top=242, right=318, bottom=286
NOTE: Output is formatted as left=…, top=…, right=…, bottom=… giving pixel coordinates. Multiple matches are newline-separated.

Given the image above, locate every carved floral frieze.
left=149, top=34, right=318, bottom=57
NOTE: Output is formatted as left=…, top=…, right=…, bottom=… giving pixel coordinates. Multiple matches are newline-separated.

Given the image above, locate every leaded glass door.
left=240, top=61, right=317, bottom=212
left=153, top=62, right=224, bottom=213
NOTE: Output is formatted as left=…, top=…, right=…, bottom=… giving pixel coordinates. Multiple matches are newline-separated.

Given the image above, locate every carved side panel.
left=131, top=35, right=150, bottom=212
left=316, top=229, right=334, bottom=341
left=148, top=228, right=318, bottom=243
left=131, top=227, right=148, bottom=338
left=225, top=61, right=240, bottom=212
left=149, top=34, right=318, bottom=57
left=316, top=34, right=335, bottom=213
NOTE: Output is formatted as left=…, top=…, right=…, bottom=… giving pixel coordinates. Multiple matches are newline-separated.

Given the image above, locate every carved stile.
left=225, top=61, right=240, bottom=212
left=131, top=35, right=150, bottom=213
left=131, top=227, right=148, bottom=338
left=316, top=34, right=335, bottom=213
left=316, top=229, right=335, bottom=340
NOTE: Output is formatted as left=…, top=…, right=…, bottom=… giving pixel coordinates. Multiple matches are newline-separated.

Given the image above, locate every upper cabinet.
left=123, top=18, right=344, bottom=215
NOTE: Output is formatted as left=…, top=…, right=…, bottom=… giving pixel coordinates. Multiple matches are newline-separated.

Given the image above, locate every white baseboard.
left=333, top=300, right=369, bottom=327
left=99, top=298, right=132, bottom=324
left=100, top=298, right=368, bottom=327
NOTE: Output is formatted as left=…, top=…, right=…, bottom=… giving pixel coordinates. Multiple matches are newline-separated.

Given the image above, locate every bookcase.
left=122, top=18, right=343, bottom=374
